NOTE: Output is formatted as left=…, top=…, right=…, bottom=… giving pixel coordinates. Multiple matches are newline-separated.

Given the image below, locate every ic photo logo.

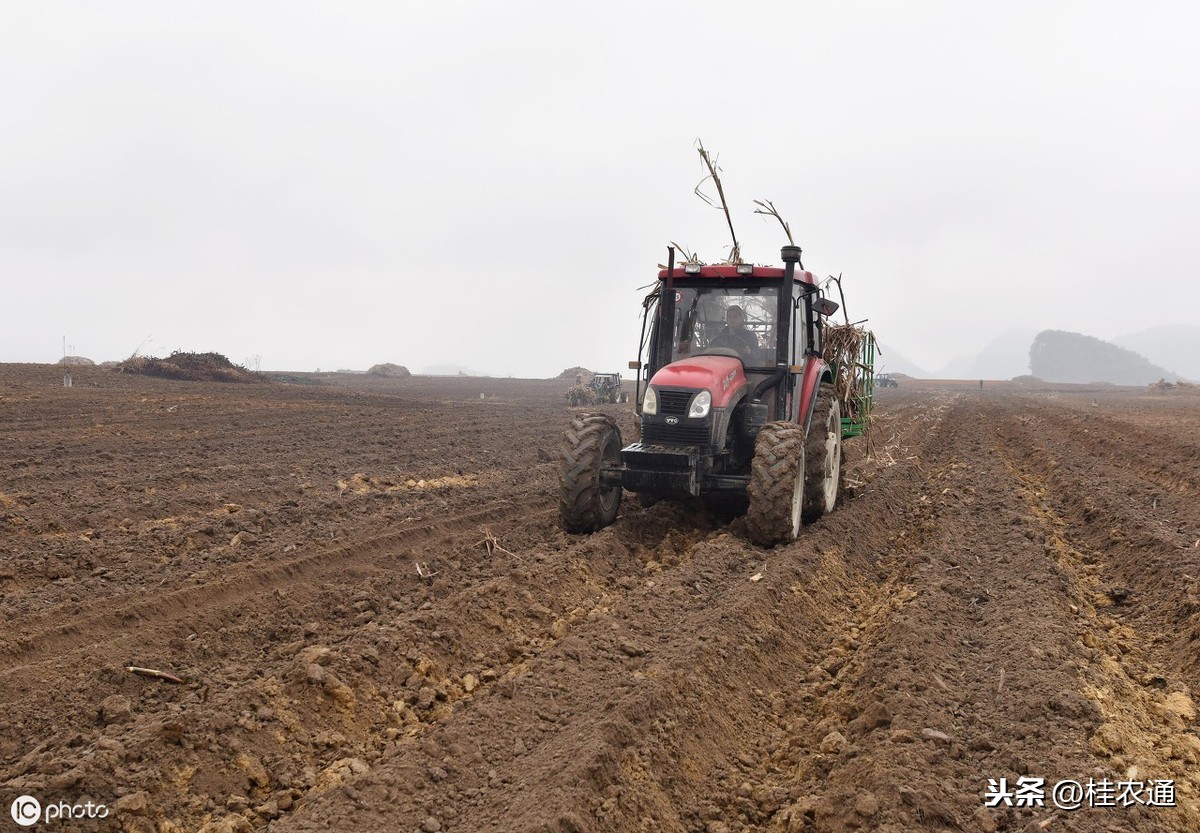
left=8, top=795, right=110, bottom=827
left=10, top=795, right=41, bottom=827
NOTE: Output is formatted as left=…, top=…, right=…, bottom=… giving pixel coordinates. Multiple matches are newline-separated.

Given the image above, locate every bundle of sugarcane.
left=566, top=384, right=598, bottom=407
left=822, top=323, right=869, bottom=422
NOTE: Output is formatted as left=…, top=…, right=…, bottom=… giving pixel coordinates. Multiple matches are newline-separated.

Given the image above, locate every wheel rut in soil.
left=990, top=399, right=1200, bottom=831
left=0, top=496, right=555, bottom=668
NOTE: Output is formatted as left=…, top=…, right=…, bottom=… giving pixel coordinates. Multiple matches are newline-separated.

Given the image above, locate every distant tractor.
left=875, top=373, right=898, bottom=388
left=566, top=373, right=628, bottom=406
left=558, top=245, right=875, bottom=546
left=590, top=373, right=627, bottom=404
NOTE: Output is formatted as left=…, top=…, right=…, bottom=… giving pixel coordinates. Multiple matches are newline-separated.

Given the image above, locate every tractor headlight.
left=689, top=390, right=712, bottom=419
left=643, top=387, right=658, bottom=415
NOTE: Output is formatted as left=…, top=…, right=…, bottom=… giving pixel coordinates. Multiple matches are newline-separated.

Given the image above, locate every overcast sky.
left=3, top=1, right=1197, bottom=377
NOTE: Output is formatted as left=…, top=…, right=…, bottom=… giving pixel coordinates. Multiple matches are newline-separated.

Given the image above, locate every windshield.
left=670, top=284, right=779, bottom=367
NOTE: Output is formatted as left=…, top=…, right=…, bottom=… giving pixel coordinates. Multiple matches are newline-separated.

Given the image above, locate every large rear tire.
left=745, top=422, right=806, bottom=547
left=559, top=414, right=623, bottom=533
left=803, top=388, right=842, bottom=523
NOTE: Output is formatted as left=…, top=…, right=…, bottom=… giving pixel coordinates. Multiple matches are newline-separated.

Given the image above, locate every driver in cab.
left=710, top=304, right=759, bottom=362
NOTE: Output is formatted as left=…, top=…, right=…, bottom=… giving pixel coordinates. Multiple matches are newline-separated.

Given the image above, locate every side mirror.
left=814, top=297, right=840, bottom=317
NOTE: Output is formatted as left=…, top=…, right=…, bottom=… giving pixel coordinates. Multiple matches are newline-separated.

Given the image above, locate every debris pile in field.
left=557, top=367, right=593, bottom=381
left=366, top=363, right=411, bottom=378
left=115, top=352, right=264, bottom=383
left=58, top=356, right=95, bottom=366
left=1148, top=378, right=1190, bottom=391
left=822, top=323, right=872, bottom=424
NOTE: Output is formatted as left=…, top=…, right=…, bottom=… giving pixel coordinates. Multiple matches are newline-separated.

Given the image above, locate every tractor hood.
left=649, top=355, right=746, bottom=408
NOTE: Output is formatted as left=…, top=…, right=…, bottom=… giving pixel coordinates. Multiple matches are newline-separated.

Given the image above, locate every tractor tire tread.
left=559, top=413, right=623, bottom=533
left=802, top=388, right=842, bottom=523
left=745, top=422, right=805, bottom=547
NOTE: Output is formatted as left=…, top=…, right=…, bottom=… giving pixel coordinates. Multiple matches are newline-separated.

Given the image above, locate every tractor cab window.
left=671, top=285, right=778, bottom=367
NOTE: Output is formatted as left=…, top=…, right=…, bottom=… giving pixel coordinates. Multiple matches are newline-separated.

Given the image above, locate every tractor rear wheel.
left=803, top=388, right=842, bottom=523
left=744, top=422, right=806, bottom=547
left=559, top=414, right=623, bottom=533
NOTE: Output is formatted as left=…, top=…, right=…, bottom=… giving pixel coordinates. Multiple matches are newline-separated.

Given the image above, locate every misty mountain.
left=1112, top=324, right=1200, bottom=381
left=875, top=343, right=931, bottom=378
left=1029, top=330, right=1177, bottom=385
left=935, top=329, right=1037, bottom=380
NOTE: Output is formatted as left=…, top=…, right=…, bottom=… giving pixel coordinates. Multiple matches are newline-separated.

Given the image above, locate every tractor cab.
left=666, top=284, right=780, bottom=369
left=633, top=246, right=837, bottom=433
left=637, top=263, right=823, bottom=428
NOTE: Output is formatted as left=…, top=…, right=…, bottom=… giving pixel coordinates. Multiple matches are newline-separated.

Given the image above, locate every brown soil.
left=2, top=365, right=1199, bottom=832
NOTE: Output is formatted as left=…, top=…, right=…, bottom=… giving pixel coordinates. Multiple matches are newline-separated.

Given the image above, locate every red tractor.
left=558, top=245, right=860, bottom=546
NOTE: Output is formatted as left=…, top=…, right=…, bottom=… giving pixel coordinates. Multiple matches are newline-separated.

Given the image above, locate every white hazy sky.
left=3, top=1, right=1197, bottom=377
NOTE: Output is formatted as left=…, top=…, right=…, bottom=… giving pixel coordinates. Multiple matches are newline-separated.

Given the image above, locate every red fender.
left=796, top=358, right=832, bottom=431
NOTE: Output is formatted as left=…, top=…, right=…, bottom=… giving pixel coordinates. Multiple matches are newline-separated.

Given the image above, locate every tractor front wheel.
left=559, top=414, right=623, bottom=533
left=744, top=422, right=806, bottom=547
left=803, top=388, right=843, bottom=523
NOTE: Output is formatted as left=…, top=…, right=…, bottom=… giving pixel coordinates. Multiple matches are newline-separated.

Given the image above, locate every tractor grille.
left=657, top=390, right=694, bottom=416
left=641, top=419, right=711, bottom=448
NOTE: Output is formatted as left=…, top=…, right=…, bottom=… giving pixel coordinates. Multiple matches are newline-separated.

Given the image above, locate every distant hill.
left=366, top=363, right=410, bottom=378
left=875, top=343, right=931, bottom=378
left=936, top=329, right=1037, bottom=380
left=1112, top=324, right=1200, bottom=381
left=1029, top=330, right=1177, bottom=385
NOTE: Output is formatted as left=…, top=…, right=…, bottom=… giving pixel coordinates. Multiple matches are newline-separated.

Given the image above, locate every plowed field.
left=2, top=365, right=1199, bottom=833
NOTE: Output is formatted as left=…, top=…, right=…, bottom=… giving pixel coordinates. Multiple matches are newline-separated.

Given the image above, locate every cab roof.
left=657, top=264, right=816, bottom=285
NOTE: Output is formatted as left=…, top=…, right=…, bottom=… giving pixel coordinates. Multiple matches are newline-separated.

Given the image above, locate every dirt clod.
left=115, top=791, right=149, bottom=815
left=619, top=639, right=648, bottom=657
left=98, top=694, right=132, bottom=724
left=818, top=731, right=848, bottom=754
left=854, top=791, right=879, bottom=817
